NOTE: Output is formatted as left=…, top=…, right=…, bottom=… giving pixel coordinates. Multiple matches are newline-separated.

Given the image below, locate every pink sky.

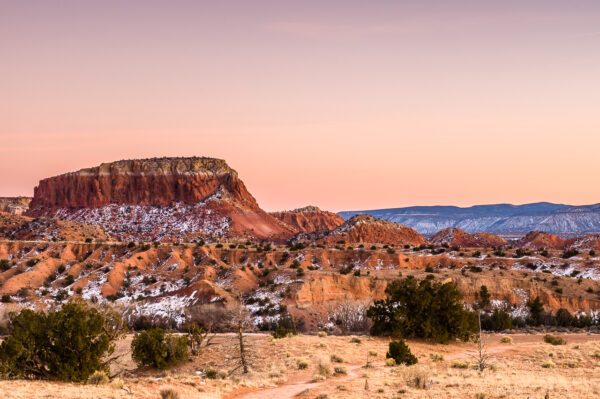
left=2, top=1, right=600, bottom=212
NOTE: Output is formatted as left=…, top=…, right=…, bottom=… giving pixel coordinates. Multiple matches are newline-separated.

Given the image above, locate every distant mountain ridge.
left=338, top=202, right=600, bottom=236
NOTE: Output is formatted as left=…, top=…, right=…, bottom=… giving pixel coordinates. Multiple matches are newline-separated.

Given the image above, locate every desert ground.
left=1, top=332, right=600, bottom=399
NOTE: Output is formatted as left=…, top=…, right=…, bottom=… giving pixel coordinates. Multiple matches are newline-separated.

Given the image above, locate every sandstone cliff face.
left=295, top=214, right=428, bottom=246
left=431, top=227, right=507, bottom=248
left=270, top=206, right=345, bottom=233
left=0, top=197, right=31, bottom=215
left=28, top=157, right=259, bottom=211
left=26, top=157, right=294, bottom=242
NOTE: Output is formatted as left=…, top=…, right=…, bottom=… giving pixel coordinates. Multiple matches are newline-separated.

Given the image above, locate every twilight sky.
left=2, top=1, right=600, bottom=212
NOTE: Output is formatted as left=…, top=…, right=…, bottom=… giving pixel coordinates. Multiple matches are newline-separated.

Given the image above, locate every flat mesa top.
left=48, top=157, right=237, bottom=179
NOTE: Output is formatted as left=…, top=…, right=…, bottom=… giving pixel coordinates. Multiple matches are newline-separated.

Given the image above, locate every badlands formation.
left=3, top=157, right=600, bottom=399
left=0, top=157, right=600, bottom=331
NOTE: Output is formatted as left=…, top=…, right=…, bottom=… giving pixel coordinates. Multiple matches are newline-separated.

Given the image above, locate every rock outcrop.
left=28, top=157, right=257, bottom=211
left=0, top=197, right=31, bottom=215
left=270, top=206, right=344, bottom=233
left=26, top=157, right=295, bottom=242
left=515, top=231, right=571, bottom=250
left=295, top=214, right=428, bottom=246
left=430, top=227, right=507, bottom=248
left=570, top=234, right=600, bottom=250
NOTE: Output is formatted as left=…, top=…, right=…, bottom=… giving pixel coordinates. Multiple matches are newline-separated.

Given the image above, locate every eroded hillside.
left=2, top=240, right=600, bottom=331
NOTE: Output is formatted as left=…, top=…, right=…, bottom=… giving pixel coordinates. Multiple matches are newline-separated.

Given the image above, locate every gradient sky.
left=2, top=1, right=600, bottom=212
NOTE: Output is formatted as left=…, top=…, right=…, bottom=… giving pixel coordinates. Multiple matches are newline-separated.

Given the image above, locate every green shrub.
left=350, top=337, right=362, bottom=344
left=0, top=259, right=10, bottom=271
left=543, top=334, right=566, bottom=346
left=317, top=360, right=331, bottom=377
left=1, top=295, right=11, bottom=303
left=541, top=360, right=555, bottom=368
left=131, top=328, right=189, bottom=369
left=333, top=365, right=347, bottom=375
left=330, top=354, right=343, bottom=363
left=297, top=358, right=309, bottom=369
left=500, top=336, right=512, bottom=344
left=368, top=276, right=477, bottom=343
left=272, top=325, right=295, bottom=339
left=64, top=274, right=75, bottom=286
left=452, top=360, right=470, bottom=369
left=0, top=301, right=126, bottom=382
left=160, top=388, right=180, bottom=399
left=87, top=370, right=109, bottom=385
left=205, top=369, right=218, bottom=379
left=386, top=339, right=417, bottom=366
left=562, top=249, right=579, bottom=259
left=269, top=313, right=297, bottom=338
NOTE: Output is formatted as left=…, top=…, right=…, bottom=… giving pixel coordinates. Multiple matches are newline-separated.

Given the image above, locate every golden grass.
left=0, top=333, right=599, bottom=398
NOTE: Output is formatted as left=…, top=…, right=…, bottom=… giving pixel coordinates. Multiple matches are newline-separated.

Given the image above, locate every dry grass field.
left=1, top=333, right=600, bottom=398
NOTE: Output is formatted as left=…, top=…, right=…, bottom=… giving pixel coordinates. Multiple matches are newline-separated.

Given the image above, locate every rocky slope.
left=571, top=234, right=600, bottom=250
left=2, top=241, right=600, bottom=330
left=430, top=227, right=507, bottom=248
left=0, top=213, right=110, bottom=242
left=339, top=202, right=600, bottom=236
left=270, top=206, right=344, bottom=233
left=26, top=157, right=295, bottom=242
left=0, top=197, right=31, bottom=215
left=515, top=231, right=571, bottom=250
left=294, top=214, right=428, bottom=246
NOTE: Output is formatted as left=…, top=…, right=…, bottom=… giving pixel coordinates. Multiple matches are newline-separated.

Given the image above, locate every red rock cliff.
left=270, top=206, right=345, bottom=233
left=430, top=227, right=507, bottom=248
left=26, top=157, right=294, bottom=242
left=28, top=157, right=259, bottom=213
left=295, top=214, right=428, bottom=247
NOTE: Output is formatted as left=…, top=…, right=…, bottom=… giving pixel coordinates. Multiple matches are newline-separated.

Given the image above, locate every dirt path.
left=233, top=342, right=520, bottom=399
left=234, top=363, right=366, bottom=399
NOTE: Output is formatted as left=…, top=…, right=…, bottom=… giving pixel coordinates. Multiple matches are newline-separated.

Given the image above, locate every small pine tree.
left=386, top=339, right=417, bottom=365
left=0, top=301, right=126, bottom=382
left=478, top=285, right=491, bottom=309
left=367, top=277, right=477, bottom=343
left=527, top=296, right=544, bottom=326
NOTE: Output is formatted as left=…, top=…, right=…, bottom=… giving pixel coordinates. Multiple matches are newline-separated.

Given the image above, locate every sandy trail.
left=234, top=342, right=517, bottom=399
left=235, top=363, right=365, bottom=399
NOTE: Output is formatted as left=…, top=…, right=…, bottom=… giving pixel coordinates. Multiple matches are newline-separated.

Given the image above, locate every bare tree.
left=327, top=299, right=372, bottom=334
left=186, top=303, right=234, bottom=333
left=470, top=312, right=490, bottom=372
left=229, top=302, right=254, bottom=375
